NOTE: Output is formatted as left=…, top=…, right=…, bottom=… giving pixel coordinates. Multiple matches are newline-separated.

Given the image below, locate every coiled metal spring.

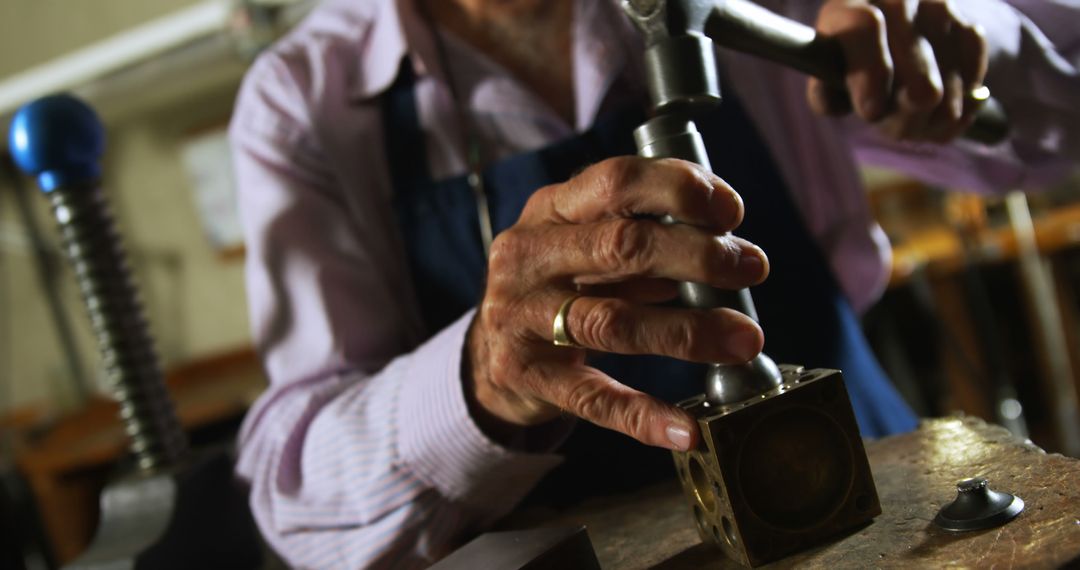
left=49, top=186, right=187, bottom=471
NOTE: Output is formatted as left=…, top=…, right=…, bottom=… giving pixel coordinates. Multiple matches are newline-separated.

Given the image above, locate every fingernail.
left=727, top=191, right=745, bottom=229
left=666, top=423, right=692, bottom=451
left=738, top=249, right=768, bottom=283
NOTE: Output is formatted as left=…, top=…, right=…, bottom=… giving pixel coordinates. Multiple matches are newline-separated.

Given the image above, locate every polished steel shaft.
left=633, top=116, right=783, bottom=404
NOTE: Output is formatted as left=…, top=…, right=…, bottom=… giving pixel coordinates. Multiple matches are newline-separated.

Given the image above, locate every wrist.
left=463, top=313, right=571, bottom=451
left=464, top=315, right=528, bottom=446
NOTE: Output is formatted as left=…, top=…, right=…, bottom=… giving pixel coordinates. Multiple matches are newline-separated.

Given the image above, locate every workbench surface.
left=552, top=417, right=1080, bottom=569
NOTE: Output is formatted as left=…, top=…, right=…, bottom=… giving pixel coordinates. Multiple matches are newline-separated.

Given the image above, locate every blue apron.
left=380, top=62, right=916, bottom=504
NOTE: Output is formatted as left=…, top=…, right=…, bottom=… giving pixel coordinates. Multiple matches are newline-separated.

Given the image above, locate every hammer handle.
left=705, top=0, right=1009, bottom=144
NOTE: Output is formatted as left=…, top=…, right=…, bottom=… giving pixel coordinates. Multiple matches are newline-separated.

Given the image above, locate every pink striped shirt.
left=229, top=0, right=1080, bottom=566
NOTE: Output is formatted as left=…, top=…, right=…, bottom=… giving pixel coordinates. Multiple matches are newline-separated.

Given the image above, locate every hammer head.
left=622, top=0, right=723, bottom=112
left=622, top=0, right=716, bottom=44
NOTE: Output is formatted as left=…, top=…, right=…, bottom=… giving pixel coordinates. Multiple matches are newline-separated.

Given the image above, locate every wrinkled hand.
left=809, top=0, right=988, bottom=142
left=465, top=157, right=769, bottom=452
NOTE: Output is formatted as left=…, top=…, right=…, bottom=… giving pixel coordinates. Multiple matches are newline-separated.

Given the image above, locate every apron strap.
left=382, top=60, right=434, bottom=192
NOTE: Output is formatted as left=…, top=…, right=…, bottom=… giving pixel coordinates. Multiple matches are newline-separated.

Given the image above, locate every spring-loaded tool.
left=9, top=95, right=187, bottom=472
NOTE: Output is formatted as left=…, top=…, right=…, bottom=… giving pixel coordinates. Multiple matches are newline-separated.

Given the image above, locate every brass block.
left=672, top=365, right=880, bottom=567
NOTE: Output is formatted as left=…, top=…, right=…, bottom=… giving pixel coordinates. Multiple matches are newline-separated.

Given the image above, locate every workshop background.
left=0, top=0, right=1077, bottom=567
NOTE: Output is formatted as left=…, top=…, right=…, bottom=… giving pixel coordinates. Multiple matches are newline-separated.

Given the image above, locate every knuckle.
left=479, top=295, right=513, bottom=330
left=701, top=236, right=741, bottom=283
left=591, top=156, right=642, bottom=202
left=916, top=2, right=952, bottom=38
left=613, top=397, right=650, bottom=440
left=675, top=314, right=708, bottom=361
left=485, top=349, right=516, bottom=391
left=487, top=231, right=515, bottom=265
left=562, top=379, right=655, bottom=442
left=564, top=380, right=647, bottom=439
left=599, top=218, right=651, bottom=270
left=577, top=298, right=627, bottom=350
left=522, top=184, right=552, bottom=216
left=919, top=0, right=949, bottom=20
left=959, top=21, right=987, bottom=54
left=491, top=361, right=537, bottom=403
left=964, top=22, right=986, bottom=43
left=851, top=4, right=887, bottom=34
left=665, top=160, right=713, bottom=204
left=659, top=158, right=705, bottom=186
left=487, top=230, right=524, bottom=276
left=940, top=0, right=970, bottom=26
left=564, top=379, right=610, bottom=422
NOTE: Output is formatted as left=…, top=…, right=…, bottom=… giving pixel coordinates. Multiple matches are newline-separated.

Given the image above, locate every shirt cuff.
left=397, top=309, right=566, bottom=511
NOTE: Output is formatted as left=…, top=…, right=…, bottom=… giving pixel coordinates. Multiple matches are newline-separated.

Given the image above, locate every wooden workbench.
left=547, top=417, right=1080, bottom=568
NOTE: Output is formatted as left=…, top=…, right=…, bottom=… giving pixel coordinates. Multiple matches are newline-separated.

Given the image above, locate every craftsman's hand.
left=808, top=0, right=988, bottom=142
left=465, top=157, right=768, bottom=452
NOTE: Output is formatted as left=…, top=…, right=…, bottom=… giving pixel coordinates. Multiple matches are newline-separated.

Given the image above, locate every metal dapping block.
left=672, top=365, right=880, bottom=567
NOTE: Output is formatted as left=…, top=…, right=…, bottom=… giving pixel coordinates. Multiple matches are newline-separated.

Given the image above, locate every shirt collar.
left=347, top=0, right=644, bottom=130
left=346, top=0, right=442, bottom=102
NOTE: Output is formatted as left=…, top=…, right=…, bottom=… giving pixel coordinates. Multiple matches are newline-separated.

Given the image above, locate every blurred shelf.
left=889, top=202, right=1080, bottom=285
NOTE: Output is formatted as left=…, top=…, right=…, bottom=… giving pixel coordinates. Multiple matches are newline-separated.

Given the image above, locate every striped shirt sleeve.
left=229, top=49, right=565, bottom=568
left=236, top=313, right=564, bottom=569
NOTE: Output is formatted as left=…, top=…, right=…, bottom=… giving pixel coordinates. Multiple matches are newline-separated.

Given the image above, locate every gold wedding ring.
left=552, top=294, right=583, bottom=348
left=969, top=85, right=991, bottom=103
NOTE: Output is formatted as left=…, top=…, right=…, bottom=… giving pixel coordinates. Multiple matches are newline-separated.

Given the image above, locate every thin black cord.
left=414, top=0, right=494, bottom=255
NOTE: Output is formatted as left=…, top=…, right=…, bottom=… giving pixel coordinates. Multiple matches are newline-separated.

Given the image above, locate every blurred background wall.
left=0, top=0, right=259, bottom=415
left=0, top=4, right=310, bottom=562
left=0, top=0, right=203, bottom=78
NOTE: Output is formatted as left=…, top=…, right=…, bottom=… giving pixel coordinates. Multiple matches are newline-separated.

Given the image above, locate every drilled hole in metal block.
left=722, top=516, right=738, bottom=547
left=693, top=504, right=708, bottom=534
left=689, top=455, right=716, bottom=512
left=738, top=408, right=854, bottom=530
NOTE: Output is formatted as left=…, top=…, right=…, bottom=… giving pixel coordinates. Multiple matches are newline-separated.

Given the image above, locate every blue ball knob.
left=8, top=94, right=105, bottom=192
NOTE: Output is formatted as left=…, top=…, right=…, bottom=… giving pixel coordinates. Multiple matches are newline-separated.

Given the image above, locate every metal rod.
left=1005, top=191, right=1080, bottom=455
left=622, top=0, right=784, bottom=404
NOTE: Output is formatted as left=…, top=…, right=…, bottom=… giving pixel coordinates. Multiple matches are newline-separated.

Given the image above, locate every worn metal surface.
left=532, top=417, right=1080, bottom=569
